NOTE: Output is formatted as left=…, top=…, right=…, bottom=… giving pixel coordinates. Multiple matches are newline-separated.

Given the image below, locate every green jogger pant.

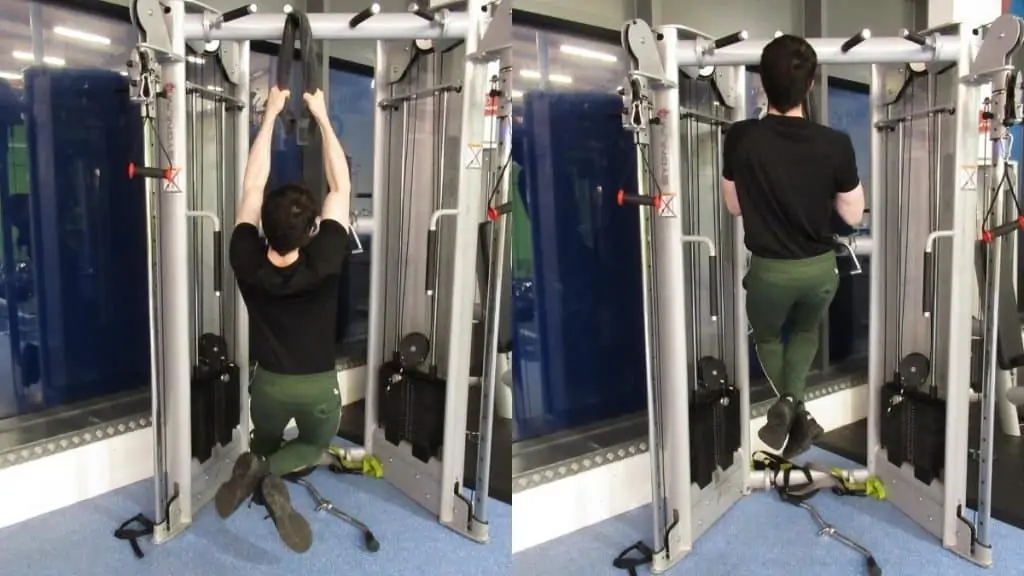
left=248, top=367, right=341, bottom=476
left=745, top=251, right=839, bottom=401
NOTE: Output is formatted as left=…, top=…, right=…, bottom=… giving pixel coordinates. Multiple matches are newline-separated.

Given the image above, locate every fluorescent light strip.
left=519, top=69, right=572, bottom=84
left=559, top=44, right=618, bottom=63
left=0, top=71, right=22, bottom=81
left=511, top=90, right=524, bottom=99
left=12, top=51, right=65, bottom=66
left=53, top=26, right=111, bottom=45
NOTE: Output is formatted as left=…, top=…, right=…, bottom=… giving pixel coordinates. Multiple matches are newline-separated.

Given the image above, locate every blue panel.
left=17, top=68, right=150, bottom=413
left=512, top=92, right=646, bottom=441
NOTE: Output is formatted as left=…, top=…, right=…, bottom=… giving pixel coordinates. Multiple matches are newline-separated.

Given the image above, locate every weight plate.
left=398, top=332, right=430, bottom=368
left=697, top=356, right=728, bottom=391
left=899, top=352, right=931, bottom=389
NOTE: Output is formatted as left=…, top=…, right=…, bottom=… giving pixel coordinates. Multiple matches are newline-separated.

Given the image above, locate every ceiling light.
left=520, top=69, right=541, bottom=79
left=559, top=44, right=617, bottom=63
left=0, top=71, right=22, bottom=81
left=13, top=51, right=66, bottom=66
left=511, top=90, right=524, bottom=99
left=53, top=26, right=111, bottom=45
left=206, top=85, right=224, bottom=92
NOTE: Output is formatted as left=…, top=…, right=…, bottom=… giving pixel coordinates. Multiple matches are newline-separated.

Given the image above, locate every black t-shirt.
left=723, top=115, right=860, bottom=259
left=230, top=220, right=350, bottom=375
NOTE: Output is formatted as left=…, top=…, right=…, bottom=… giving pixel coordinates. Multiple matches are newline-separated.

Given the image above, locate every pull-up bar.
left=183, top=11, right=471, bottom=41
left=671, top=28, right=962, bottom=66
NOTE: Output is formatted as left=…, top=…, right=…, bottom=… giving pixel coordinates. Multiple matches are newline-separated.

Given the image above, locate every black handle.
left=276, top=10, right=321, bottom=93
left=349, top=4, right=379, bottom=28
left=987, top=218, right=1023, bottom=240
left=840, top=29, right=870, bottom=53
left=127, top=163, right=166, bottom=180
left=616, top=190, right=662, bottom=209
left=213, top=230, right=223, bottom=294
left=425, top=229, right=438, bottom=293
left=365, top=531, right=381, bottom=553
left=712, top=31, right=747, bottom=50
left=221, top=4, right=257, bottom=23
left=900, top=28, right=928, bottom=46
left=488, top=202, right=513, bottom=221
left=409, top=3, right=434, bottom=22
left=708, top=254, right=720, bottom=318
left=922, top=251, right=933, bottom=316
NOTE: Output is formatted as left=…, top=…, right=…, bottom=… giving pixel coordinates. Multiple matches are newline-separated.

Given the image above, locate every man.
left=213, top=85, right=352, bottom=554
left=720, top=35, right=865, bottom=459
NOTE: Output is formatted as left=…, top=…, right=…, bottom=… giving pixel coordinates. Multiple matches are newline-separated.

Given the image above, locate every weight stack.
left=689, top=390, right=719, bottom=490
left=190, top=368, right=217, bottom=463
left=214, top=363, right=241, bottom=447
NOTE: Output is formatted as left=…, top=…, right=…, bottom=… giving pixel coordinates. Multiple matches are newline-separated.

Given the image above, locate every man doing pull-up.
left=721, top=35, right=865, bottom=459
left=213, top=85, right=352, bottom=553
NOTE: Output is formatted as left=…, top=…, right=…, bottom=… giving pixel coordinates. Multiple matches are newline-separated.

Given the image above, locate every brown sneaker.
left=261, top=475, right=313, bottom=553
left=214, top=452, right=268, bottom=519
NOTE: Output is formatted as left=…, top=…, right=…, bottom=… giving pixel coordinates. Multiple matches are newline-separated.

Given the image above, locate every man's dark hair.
left=759, top=35, right=817, bottom=114
left=261, top=183, right=319, bottom=254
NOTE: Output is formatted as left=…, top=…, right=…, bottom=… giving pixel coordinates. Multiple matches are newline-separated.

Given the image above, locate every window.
left=0, top=1, right=146, bottom=420
left=512, top=25, right=647, bottom=441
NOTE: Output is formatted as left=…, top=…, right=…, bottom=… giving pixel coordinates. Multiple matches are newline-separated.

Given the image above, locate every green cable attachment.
left=326, top=445, right=385, bottom=478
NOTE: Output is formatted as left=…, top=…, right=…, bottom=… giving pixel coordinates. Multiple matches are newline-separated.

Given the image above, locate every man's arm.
left=833, top=134, right=866, bottom=226
left=305, top=90, right=351, bottom=229
left=720, top=124, right=742, bottom=216
left=237, top=87, right=289, bottom=226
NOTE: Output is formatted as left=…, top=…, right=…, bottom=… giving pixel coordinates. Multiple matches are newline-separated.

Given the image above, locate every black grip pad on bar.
left=713, top=31, right=746, bottom=50
left=708, top=254, right=719, bottom=318
left=922, top=251, right=933, bottom=316
left=221, top=4, right=256, bottom=23
left=349, top=4, right=379, bottom=28
left=902, top=29, right=928, bottom=46
left=988, top=219, right=1022, bottom=240
left=425, top=229, right=438, bottom=293
left=840, top=30, right=869, bottom=53
left=409, top=3, right=434, bottom=21
left=213, top=230, right=223, bottom=293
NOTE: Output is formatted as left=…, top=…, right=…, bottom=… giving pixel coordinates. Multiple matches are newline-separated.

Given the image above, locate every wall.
left=660, top=0, right=803, bottom=39
left=515, top=0, right=633, bottom=30
left=825, top=0, right=916, bottom=84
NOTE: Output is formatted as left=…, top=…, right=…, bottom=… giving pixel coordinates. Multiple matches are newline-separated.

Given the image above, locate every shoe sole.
left=215, top=453, right=261, bottom=519
left=262, top=476, right=313, bottom=554
left=757, top=411, right=791, bottom=451
left=782, top=423, right=824, bottom=460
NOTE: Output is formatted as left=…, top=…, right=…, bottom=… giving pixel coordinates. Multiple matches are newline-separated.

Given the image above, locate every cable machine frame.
left=620, top=16, right=1018, bottom=572
left=127, top=0, right=508, bottom=546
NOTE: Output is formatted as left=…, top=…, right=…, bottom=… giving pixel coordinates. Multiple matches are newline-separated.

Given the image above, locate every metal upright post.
left=364, top=40, right=391, bottom=454
left=233, top=42, right=251, bottom=450
left=471, top=51, right=511, bottom=540
left=730, top=68, right=751, bottom=487
left=158, top=0, right=194, bottom=537
left=652, top=27, right=694, bottom=567
left=439, top=0, right=489, bottom=535
left=865, top=65, right=885, bottom=475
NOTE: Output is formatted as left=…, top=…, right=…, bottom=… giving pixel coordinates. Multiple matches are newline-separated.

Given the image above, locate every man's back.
left=230, top=220, right=350, bottom=375
left=724, top=115, right=859, bottom=259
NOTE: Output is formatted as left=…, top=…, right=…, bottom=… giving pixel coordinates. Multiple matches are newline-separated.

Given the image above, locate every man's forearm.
left=315, top=113, right=352, bottom=195
left=241, top=114, right=277, bottom=203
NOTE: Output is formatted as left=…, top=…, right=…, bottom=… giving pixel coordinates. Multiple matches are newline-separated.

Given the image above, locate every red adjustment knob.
left=487, top=206, right=498, bottom=221
left=982, top=230, right=994, bottom=243
left=651, top=195, right=663, bottom=210
left=616, top=189, right=625, bottom=206
left=127, top=162, right=136, bottom=179
left=1017, top=216, right=1024, bottom=229
left=128, top=163, right=175, bottom=181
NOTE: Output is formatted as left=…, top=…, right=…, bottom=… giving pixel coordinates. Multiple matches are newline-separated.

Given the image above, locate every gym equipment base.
left=817, top=411, right=1024, bottom=532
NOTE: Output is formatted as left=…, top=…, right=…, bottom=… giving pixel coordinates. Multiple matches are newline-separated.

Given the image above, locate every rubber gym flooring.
left=0, top=453, right=511, bottom=576
left=513, top=447, right=1024, bottom=576
left=337, top=383, right=513, bottom=504
left=815, top=404, right=1024, bottom=530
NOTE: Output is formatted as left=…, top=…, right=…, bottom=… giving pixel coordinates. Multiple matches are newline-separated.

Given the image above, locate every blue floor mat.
left=514, top=448, right=1022, bottom=575
left=0, top=467, right=511, bottom=576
